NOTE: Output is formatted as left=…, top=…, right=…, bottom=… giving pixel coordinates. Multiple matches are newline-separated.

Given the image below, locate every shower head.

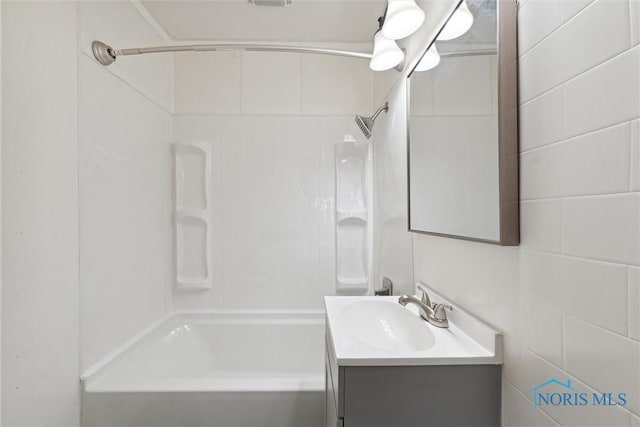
left=355, top=102, right=389, bottom=139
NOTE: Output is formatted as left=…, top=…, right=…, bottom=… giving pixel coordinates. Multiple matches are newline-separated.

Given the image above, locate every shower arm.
left=92, top=40, right=373, bottom=66
left=370, top=102, right=389, bottom=121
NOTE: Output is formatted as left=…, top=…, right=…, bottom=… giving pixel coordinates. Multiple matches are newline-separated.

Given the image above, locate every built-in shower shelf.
left=337, top=211, right=368, bottom=222
left=174, top=141, right=213, bottom=291
left=336, top=277, right=369, bottom=288
left=335, top=135, right=370, bottom=293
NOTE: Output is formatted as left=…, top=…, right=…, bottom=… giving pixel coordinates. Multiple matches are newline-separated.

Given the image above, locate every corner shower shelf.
left=174, top=141, right=213, bottom=290
left=335, top=135, right=370, bottom=292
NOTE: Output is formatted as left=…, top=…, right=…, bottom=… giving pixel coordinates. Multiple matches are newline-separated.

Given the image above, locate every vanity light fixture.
left=414, top=44, right=440, bottom=71
left=437, top=0, right=474, bottom=41
left=381, top=0, right=426, bottom=40
left=369, top=30, right=405, bottom=71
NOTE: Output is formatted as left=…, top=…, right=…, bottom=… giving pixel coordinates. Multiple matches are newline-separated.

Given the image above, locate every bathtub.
left=82, top=312, right=326, bottom=427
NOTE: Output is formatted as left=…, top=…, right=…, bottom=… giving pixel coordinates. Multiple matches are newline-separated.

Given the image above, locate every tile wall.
left=411, top=0, right=640, bottom=424
left=172, top=51, right=373, bottom=310
left=2, top=2, right=80, bottom=425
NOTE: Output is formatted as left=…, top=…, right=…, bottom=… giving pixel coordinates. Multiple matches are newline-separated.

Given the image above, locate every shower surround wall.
left=77, top=2, right=173, bottom=372
left=392, top=0, right=638, bottom=424
left=172, top=51, right=373, bottom=311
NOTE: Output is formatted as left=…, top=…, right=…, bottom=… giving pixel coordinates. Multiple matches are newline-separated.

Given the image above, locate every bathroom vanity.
left=324, top=293, right=503, bottom=427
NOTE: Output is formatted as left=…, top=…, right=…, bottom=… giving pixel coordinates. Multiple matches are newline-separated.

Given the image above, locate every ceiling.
left=141, top=0, right=387, bottom=43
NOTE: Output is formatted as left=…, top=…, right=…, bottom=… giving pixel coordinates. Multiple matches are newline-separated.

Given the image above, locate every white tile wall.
left=514, top=346, right=632, bottom=426
left=78, top=1, right=173, bottom=111
left=2, top=2, right=80, bottom=425
left=562, top=193, right=639, bottom=265
left=174, top=49, right=373, bottom=116
left=74, top=0, right=175, bottom=374
left=630, top=119, right=639, bottom=191
left=563, top=46, right=639, bottom=138
left=172, top=114, right=361, bottom=310
left=517, top=0, right=561, bottom=55
left=631, top=0, right=640, bottom=46
left=560, top=0, right=595, bottom=22
left=520, top=199, right=563, bottom=253
left=371, top=78, right=414, bottom=297
left=518, top=302, right=564, bottom=367
left=172, top=48, right=373, bottom=310
left=301, top=55, right=372, bottom=115
left=519, top=0, right=630, bottom=103
left=519, top=86, right=564, bottom=151
left=521, top=122, right=630, bottom=199
left=630, top=267, right=640, bottom=341
left=174, top=52, right=242, bottom=114
left=502, top=382, right=560, bottom=426
left=242, top=52, right=302, bottom=115
left=407, top=0, right=640, bottom=424
left=564, top=316, right=640, bottom=413
left=521, top=250, right=629, bottom=334
left=78, top=54, right=173, bottom=370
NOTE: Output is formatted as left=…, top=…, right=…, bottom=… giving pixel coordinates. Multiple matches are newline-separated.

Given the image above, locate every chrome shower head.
left=355, top=102, right=389, bottom=139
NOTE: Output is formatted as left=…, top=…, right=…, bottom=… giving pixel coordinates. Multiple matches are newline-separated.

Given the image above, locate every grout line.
left=516, top=3, right=561, bottom=58
left=521, top=246, right=637, bottom=270
left=520, top=190, right=640, bottom=203
left=630, top=0, right=634, bottom=49
left=80, top=51, right=172, bottom=115
left=561, top=313, right=567, bottom=370
left=519, top=118, right=636, bottom=155
left=627, top=267, right=631, bottom=338
left=521, top=344, right=640, bottom=420
left=563, top=312, right=640, bottom=345
left=518, top=0, right=597, bottom=58
left=559, top=197, right=565, bottom=259
left=630, top=120, right=637, bottom=192
left=519, top=44, right=639, bottom=106
left=503, top=378, right=562, bottom=426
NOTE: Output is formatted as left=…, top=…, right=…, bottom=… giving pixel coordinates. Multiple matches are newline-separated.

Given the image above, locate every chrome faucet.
left=398, top=283, right=452, bottom=328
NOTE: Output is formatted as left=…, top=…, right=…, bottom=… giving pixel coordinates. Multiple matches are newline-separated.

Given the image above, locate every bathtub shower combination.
left=82, top=313, right=325, bottom=427
left=82, top=14, right=380, bottom=427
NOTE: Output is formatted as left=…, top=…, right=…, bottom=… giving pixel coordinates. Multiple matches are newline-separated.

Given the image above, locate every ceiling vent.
left=247, top=0, right=293, bottom=6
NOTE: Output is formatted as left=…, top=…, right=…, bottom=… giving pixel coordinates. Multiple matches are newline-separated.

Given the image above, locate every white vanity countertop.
left=324, top=290, right=503, bottom=367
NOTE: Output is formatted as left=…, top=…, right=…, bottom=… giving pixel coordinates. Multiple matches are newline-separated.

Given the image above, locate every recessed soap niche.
left=335, top=135, right=371, bottom=292
left=175, top=141, right=213, bottom=290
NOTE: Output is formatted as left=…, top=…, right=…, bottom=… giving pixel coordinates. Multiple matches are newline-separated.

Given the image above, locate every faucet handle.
left=433, top=303, right=453, bottom=321
left=416, top=282, right=431, bottom=307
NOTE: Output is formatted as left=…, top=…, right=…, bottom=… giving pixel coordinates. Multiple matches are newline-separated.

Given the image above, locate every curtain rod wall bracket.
left=92, top=41, right=117, bottom=66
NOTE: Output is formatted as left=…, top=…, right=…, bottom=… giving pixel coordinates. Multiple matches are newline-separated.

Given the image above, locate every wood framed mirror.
left=407, top=0, right=519, bottom=245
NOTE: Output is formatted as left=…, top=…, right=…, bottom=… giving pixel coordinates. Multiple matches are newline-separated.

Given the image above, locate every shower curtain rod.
left=91, top=40, right=497, bottom=67
left=91, top=40, right=372, bottom=66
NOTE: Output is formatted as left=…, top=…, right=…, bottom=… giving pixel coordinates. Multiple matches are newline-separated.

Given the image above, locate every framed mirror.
left=407, top=0, right=518, bottom=245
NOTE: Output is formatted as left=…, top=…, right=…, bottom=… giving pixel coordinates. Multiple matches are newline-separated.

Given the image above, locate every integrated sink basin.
left=337, top=300, right=435, bottom=353
left=325, top=291, right=503, bottom=366
left=324, top=287, right=503, bottom=426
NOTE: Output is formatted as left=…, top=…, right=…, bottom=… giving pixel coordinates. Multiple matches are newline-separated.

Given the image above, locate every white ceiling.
left=141, top=0, right=387, bottom=43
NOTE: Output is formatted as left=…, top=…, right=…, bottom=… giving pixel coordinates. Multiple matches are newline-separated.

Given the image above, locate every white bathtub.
left=82, top=313, right=325, bottom=427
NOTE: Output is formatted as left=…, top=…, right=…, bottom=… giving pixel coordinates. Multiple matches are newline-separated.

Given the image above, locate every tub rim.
left=81, top=310, right=326, bottom=393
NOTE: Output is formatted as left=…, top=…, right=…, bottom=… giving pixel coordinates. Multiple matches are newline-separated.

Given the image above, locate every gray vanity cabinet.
left=325, top=334, right=502, bottom=427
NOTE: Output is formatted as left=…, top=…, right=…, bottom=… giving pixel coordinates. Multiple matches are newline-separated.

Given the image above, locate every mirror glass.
left=408, top=0, right=518, bottom=244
